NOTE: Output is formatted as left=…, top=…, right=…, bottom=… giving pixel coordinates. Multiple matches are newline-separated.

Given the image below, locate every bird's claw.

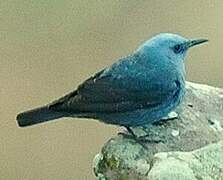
left=118, top=127, right=164, bottom=146
left=153, top=111, right=178, bottom=126
left=161, top=111, right=178, bottom=121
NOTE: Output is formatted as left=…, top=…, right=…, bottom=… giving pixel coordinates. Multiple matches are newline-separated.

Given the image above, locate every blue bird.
left=17, top=33, right=208, bottom=135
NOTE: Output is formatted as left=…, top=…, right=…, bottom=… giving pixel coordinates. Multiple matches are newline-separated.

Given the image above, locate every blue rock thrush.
left=16, top=33, right=208, bottom=136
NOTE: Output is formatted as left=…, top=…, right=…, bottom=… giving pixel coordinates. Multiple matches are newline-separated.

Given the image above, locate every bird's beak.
left=186, top=39, right=208, bottom=48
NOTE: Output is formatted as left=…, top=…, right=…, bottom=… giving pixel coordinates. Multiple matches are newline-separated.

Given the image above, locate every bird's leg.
left=126, top=126, right=137, bottom=137
left=118, top=126, right=137, bottom=139
left=122, top=127, right=151, bottom=148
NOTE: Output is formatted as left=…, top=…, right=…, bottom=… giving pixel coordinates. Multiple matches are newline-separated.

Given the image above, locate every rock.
left=147, top=140, right=223, bottom=180
left=93, top=82, right=223, bottom=179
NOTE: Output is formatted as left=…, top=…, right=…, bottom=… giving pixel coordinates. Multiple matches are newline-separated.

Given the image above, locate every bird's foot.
left=153, top=111, right=178, bottom=126
left=162, top=111, right=178, bottom=120
left=135, top=134, right=164, bottom=144
left=118, top=127, right=164, bottom=146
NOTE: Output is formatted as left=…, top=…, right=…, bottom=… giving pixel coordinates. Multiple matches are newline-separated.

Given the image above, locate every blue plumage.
left=16, top=33, right=208, bottom=128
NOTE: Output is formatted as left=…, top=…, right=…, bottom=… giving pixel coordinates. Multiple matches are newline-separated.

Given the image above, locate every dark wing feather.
left=49, top=54, right=179, bottom=113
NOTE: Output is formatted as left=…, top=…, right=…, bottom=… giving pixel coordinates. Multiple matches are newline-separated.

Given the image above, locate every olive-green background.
left=1, top=1, right=222, bottom=179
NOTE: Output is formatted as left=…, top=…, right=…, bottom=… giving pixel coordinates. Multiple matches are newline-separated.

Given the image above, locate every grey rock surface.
left=147, top=140, right=223, bottom=180
left=93, top=82, right=223, bottom=180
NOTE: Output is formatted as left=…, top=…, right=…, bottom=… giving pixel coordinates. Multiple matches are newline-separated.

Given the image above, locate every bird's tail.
left=16, top=106, right=65, bottom=127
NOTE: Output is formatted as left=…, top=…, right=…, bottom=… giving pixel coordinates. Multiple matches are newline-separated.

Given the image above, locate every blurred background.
left=1, top=1, right=223, bottom=179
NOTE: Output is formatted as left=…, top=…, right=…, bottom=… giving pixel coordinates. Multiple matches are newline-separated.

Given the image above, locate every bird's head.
left=138, top=33, right=208, bottom=63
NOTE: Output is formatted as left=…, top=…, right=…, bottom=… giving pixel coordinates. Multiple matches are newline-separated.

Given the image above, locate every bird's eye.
left=173, top=44, right=182, bottom=54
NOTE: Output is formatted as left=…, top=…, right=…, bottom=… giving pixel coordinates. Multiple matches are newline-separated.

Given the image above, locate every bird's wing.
left=49, top=54, right=180, bottom=113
